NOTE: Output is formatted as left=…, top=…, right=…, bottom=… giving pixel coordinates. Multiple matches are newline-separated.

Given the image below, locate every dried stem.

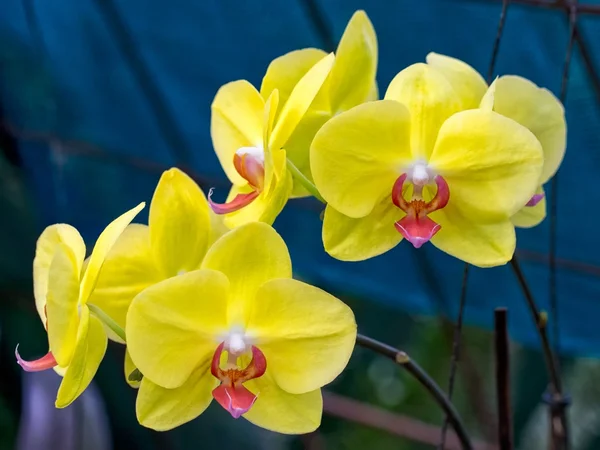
left=494, top=308, right=513, bottom=450
left=356, top=333, right=473, bottom=450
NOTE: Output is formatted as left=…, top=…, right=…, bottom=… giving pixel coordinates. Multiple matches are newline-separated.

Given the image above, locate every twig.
left=509, top=257, right=568, bottom=449
left=286, top=158, right=326, bottom=203
left=494, top=308, right=513, bottom=450
left=356, top=333, right=474, bottom=450
left=487, top=0, right=511, bottom=83
left=439, top=264, right=470, bottom=449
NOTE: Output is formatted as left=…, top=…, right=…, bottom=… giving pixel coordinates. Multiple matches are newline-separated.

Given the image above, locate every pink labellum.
left=391, top=174, right=450, bottom=248
left=15, top=345, right=58, bottom=372
left=212, top=384, right=258, bottom=419
left=233, top=152, right=265, bottom=190
left=208, top=188, right=259, bottom=214
left=526, top=192, right=545, bottom=207
left=211, top=342, right=267, bottom=418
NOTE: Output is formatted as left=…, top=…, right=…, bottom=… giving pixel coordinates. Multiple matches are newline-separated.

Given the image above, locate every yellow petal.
left=425, top=52, right=488, bottom=109
left=262, top=89, right=280, bottom=186
left=430, top=205, right=516, bottom=267
left=149, top=168, right=211, bottom=278
left=46, top=244, right=82, bottom=367
left=260, top=48, right=328, bottom=112
left=385, top=63, right=462, bottom=160
left=79, top=202, right=145, bottom=305
left=323, top=201, right=404, bottom=261
left=211, top=80, right=265, bottom=185
left=89, top=224, right=162, bottom=340
left=243, top=376, right=322, bottom=434
left=56, top=307, right=107, bottom=407
left=201, top=222, right=292, bottom=326
left=126, top=269, right=229, bottom=389
left=248, top=278, right=356, bottom=394
left=328, top=10, right=378, bottom=112
left=269, top=53, right=335, bottom=153
left=208, top=209, right=229, bottom=245
left=33, top=224, right=86, bottom=327
left=136, top=362, right=217, bottom=431
left=310, top=100, right=411, bottom=218
left=511, top=186, right=546, bottom=228
left=125, top=349, right=141, bottom=389
left=481, top=75, right=566, bottom=184
left=430, top=109, right=544, bottom=220
left=222, top=159, right=293, bottom=228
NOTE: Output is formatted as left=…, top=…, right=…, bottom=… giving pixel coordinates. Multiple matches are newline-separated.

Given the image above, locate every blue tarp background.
left=2, top=0, right=599, bottom=356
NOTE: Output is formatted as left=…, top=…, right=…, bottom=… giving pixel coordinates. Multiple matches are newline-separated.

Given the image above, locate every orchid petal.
left=88, top=224, right=161, bottom=341
left=269, top=53, right=335, bottom=153
left=260, top=48, right=328, bottom=112
left=247, top=278, right=356, bottom=394
left=211, top=80, right=265, bottom=185
left=136, top=362, right=218, bottom=431
left=322, top=202, right=404, bottom=261
left=385, top=63, right=461, bottom=160
left=328, top=10, right=378, bottom=112
left=483, top=75, right=566, bottom=184
left=512, top=186, right=547, bottom=228
left=310, top=100, right=412, bottom=218
left=243, top=374, right=322, bottom=434
left=213, top=384, right=257, bottom=419
left=46, top=244, right=81, bottom=367
left=56, top=307, right=107, bottom=408
left=201, top=222, right=292, bottom=326
left=33, top=224, right=85, bottom=328
left=430, top=109, right=543, bottom=220
left=208, top=188, right=259, bottom=214
left=79, top=203, right=145, bottom=305
left=149, top=168, right=211, bottom=278
left=126, top=269, right=229, bottom=389
left=426, top=52, right=487, bottom=109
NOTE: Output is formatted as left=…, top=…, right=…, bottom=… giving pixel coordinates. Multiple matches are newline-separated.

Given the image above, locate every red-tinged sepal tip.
left=526, top=192, right=545, bottom=207
left=208, top=188, right=259, bottom=215
left=15, top=345, right=58, bottom=372
left=212, top=384, right=258, bottom=419
left=395, top=215, right=441, bottom=248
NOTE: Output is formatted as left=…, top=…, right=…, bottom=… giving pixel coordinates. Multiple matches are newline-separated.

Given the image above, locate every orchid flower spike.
left=126, top=222, right=356, bottom=434
left=310, top=61, right=545, bottom=267
left=16, top=202, right=145, bottom=407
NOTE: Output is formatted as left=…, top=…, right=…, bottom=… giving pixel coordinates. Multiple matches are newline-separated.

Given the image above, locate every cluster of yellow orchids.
left=16, top=10, right=566, bottom=435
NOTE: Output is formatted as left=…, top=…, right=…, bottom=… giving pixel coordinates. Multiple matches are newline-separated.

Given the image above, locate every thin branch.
left=494, top=308, right=513, bottom=450
left=286, top=158, right=326, bottom=203
left=487, top=0, right=511, bottom=83
left=439, top=264, right=470, bottom=449
left=356, top=334, right=474, bottom=450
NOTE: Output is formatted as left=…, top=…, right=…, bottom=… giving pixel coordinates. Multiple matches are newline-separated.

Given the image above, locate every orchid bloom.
left=310, top=62, right=544, bottom=267
left=426, top=53, right=567, bottom=228
left=126, top=222, right=356, bottom=433
left=259, top=10, right=378, bottom=197
left=209, top=52, right=335, bottom=227
left=88, top=168, right=225, bottom=386
left=16, top=203, right=144, bottom=407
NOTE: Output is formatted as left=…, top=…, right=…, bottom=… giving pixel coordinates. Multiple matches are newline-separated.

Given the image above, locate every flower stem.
left=356, top=333, right=473, bottom=450
left=88, top=303, right=127, bottom=342
left=286, top=158, right=326, bottom=204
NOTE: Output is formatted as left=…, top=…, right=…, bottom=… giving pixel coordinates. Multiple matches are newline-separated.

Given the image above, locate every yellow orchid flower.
left=16, top=202, right=145, bottom=407
left=126, top=222, right=356, bottom=433
left=209, top=52, right=335, bottom=227
left=311, top=62, right=544, bottom=267
left=259, top=10, right=378, bottom=197
left=427, top=52, right=567, bottom=228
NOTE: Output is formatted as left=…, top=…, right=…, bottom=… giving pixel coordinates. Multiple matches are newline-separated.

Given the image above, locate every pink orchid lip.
left=526, top=192, right=545, bottom=207
left=233, top=152, right=265, bottom=191
left=210, top=342, right=267, bottom=418
left=208, top=188, right=259, bottom=214
left=391, top=174, right=450, bottom=249
left=15, top=345, right=58, bottom=372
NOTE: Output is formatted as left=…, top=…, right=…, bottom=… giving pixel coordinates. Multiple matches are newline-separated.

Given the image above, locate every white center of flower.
left=408, top=162, right=431, bottom=186
left=235, top=146, right=264, bottom=163
left=224, top=326, right=252, bottom=357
